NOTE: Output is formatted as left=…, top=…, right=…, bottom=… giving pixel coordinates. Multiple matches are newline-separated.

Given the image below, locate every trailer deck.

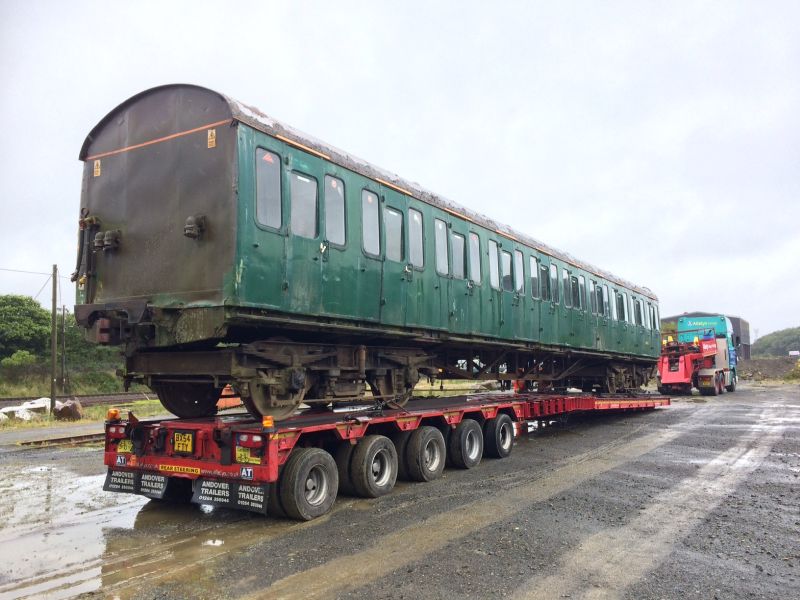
left=103, top=392, right=670, bottom=519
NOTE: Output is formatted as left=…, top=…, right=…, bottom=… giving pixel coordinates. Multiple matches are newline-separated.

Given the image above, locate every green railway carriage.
left=74, top=84, right=660, bottom=419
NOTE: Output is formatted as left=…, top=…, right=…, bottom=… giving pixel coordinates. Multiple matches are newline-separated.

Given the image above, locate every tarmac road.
left=0, top=382, right=797, bottom=599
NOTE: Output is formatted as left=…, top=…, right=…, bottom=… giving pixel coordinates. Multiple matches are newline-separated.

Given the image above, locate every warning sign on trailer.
left=191, top=478, right=269, bottom=515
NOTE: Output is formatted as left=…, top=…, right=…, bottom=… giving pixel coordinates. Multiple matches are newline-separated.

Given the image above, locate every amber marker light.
left=107, top=408, right=121, bottom=422
left=262, top=415, right=274, bottom=429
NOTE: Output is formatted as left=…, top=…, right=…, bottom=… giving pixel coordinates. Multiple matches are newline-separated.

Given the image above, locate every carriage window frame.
left=530, top=256, right=540, bottom=298
left=384, top=205, right=404, bottom=263
left=434, top=219, right=449, bottom=276
left=513, top=250, right=524, bottom=294
left=255, top=148, right=282, bottom=230
left=361, top=189, right=381, bottom=257
left=324, top=175, right=346, bottom=247
left=589, top=280, right=597, bottom=314
left=539, top=262, right=550, bottom=301
left=549, top=263, right=559, bottom=303
left=468, top=232, right=481, bottom=284
left=501, top=250, right=514, bottom=292
left=489, top=240, right=500, bottom=290
left=289, top=171, right=318, bottom=239
left=578, top=275, right=586, bottom=311
left=451, top=231, right=466, bottom=279
left=408, top=208, right=424, bottom=269
left=602, top=284, right=610, bottom=317
left=563, top=269, right=572, bottom=308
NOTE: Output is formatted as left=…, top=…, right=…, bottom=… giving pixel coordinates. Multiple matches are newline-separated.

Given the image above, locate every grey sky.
left=1, top=1, right=797, bottom=337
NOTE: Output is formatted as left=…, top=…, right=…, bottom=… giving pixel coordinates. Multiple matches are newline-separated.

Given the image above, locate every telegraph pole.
left=61, top=305, right=67, bottom=393
left=50, top=264, right=58, bottom=413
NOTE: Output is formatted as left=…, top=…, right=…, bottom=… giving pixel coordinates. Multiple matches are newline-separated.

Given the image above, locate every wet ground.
left=0, top=383, right=797, bottom=599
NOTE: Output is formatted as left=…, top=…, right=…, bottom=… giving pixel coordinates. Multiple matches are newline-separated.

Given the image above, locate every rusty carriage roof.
left=80, top=84, right=657, bottom=300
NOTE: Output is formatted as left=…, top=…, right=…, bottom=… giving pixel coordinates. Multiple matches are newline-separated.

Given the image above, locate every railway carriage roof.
left=80, top=84, right=656, bottom=300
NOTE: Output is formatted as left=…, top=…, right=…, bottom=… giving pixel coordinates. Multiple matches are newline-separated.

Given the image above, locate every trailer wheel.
left=350, top=435, right=398, bottom=498
left=725, top=374, right=737, bottom=393
left=267, top=472, right=287, bottom=518
left=334, top=442, right=357, bottom=496
left=448, top=419, right=483, bottom=469
left=279, top=448, right=338, bottom=520
left=390, top=430, right=413, bottom=481
left=483, top=414, right=514, bottom=459
left=406, top=426, right=446, bottom=482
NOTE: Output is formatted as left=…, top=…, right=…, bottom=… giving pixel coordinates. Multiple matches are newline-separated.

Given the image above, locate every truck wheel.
left=709, top=376, right=719, bottom=396
left=334, top=442, right=357, bottom=496
left=390, top=430, right=413, bottom=481
left=350, top=435, right=397, bottom=498
left=448, top=419, right=483, bottom=469
left=483, top=414, right=514, bottom=459
left=726, top=375, right=737, bottom=393
left=279, top=448, right=338, bottom=520
left=406, top=426, right=446, bottom=482
left=718, top=373, right=725, bottom=394
left=267, top=470, right=287, bottom=518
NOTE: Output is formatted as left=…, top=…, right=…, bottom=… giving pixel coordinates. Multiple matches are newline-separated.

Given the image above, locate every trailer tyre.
left=390, top=430, right=413, bottom=481
left=406, top=426, right=446, bottom=482
left=726, top=374, right=737, bottom=393
left=351, top=435, right=398, bottom=498
left=280, top=448, right=338, bottom=520
left=448, top=418, right=483, bottom=469
left=483, top=414, right=514, bottom=459
left=267, top=472, right=287, bottom=519
left=335, top=442, right=357, bottom=496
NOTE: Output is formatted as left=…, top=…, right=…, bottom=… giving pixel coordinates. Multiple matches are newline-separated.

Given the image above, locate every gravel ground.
left=0, top=382, right=797, bottom=600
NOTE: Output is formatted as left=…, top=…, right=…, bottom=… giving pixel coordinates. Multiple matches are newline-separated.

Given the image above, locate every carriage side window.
left=290, top=172, right=318, bottom=239
left=589, top=280, right=597, bottom=314
left=489, top=240, right=500, bottom=289
left=654, top=305, right=660, bottom=331
left=513, top=250, right=524, bottom=293
left=468, top=232, right=481, bottom=283
left=451, top=232, right=466, bottom=279
left=255, top=149, right=281, bottom=228
left=622, top=292, right=630, bottom=322
left=549, top=264, right=559, bottom=303
left=602, top=284, right=610, bottom=316
left=563, top=270, right=572, bottom=307
left=644, top=302, right=651, bottom=330
left=540, top=262, right=550, bottom=301
left=631, top=296, right=639, bottom=325
left=530, top=257, right=540, bottom=298
left=578, top=275, right=586, bottom=310
left=435, top=219, right=449, bottom=276
left=501, top=250, right=513, bottom=292
left=409, top=208, right=424, bottom=268
left=634, top=298, right=644, bottom=326
left=362, top=190, right=380, bottom=256
left=596, top=282, right=604, bottom=316
left=384, top=206, right=404, bottom=262
left=569, top=275, right=580, bottom=309
left=324, top=175, right=345, bottom=245
left=615, top=291, right=625, bottom=321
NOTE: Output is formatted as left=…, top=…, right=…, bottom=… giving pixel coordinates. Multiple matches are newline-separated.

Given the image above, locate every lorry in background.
left=657, top=315, right=739, bottom=396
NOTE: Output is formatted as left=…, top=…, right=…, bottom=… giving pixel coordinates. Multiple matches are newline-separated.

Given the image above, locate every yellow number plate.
left=117, top=439, right=133, bottom=454
left=236, top=446, right=261, bottom=465
left=173, top=432, right=194, bottom=454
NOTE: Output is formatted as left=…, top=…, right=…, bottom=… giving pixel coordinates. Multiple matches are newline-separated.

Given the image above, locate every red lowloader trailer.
left=103, top=392, right=670, bottom=520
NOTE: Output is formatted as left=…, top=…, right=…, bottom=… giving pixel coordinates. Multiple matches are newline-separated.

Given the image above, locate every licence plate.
left=117, top=439, right=133, bottom=453
left=173, top=431, right=194, bottom=454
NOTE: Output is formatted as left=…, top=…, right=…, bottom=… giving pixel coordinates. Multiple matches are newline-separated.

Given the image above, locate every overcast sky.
left=1, top=1, right=798, bottom=339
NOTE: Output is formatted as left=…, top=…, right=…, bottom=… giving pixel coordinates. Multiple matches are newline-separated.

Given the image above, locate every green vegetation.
left=787, top=360, right=800, bottom=381
left=0, top=294, right=128, bottom=398
left=752, top=326, right=800, bottom=357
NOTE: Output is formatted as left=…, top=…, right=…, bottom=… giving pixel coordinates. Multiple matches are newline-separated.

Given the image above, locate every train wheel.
left=152, top=382, right=221, bottom=418
left=448, top=419, right=483, bottom=469
left=406, top=426, right=446, bottom=482
left=350, top=435, right=398, bottom=498
left=239, top=369, right=312, bottom=420
left=483, top=414, right=514, bottom=459
left=279, top=448, right=338, bottom=520
left=334, top=442, right=357, bottom=496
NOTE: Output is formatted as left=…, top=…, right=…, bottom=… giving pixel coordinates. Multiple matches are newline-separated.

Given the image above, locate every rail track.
left=0, top=391, right=154, bottom=410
